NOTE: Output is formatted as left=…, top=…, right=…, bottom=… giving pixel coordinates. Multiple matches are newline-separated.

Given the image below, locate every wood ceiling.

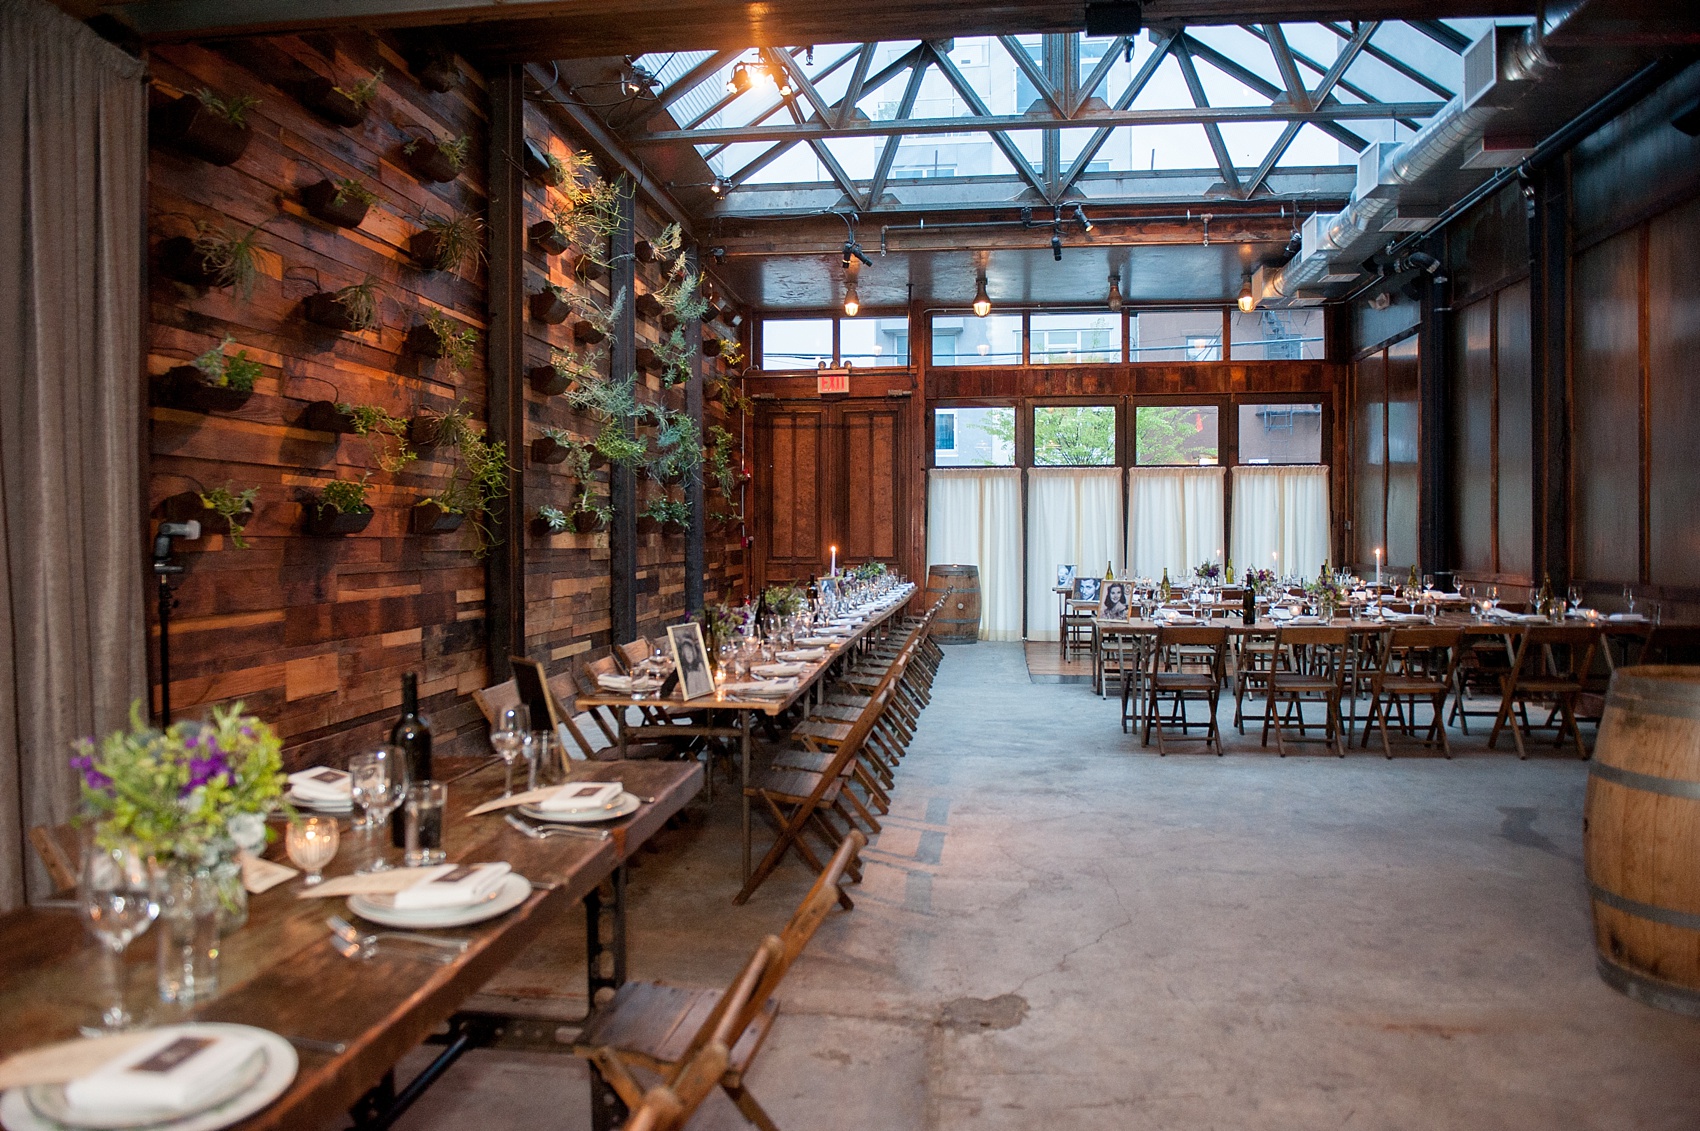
left=103, top=0, right=1538, bottom=57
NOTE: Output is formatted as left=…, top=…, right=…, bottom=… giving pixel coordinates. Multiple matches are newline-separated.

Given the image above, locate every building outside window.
left=934, top=407, right=1016, bottom=466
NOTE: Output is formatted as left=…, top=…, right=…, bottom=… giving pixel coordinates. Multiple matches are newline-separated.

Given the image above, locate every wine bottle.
left=1159, top=568, right=1172, bottom=602
left=1225, top=558, right=1235, bottom=586
left=388, top=673, right=434, bottom=847
left=1242, top=585, right=1257, bottom=626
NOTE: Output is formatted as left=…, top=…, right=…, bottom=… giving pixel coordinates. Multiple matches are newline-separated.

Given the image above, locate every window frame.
left=926, top=306, right=1317, bottom=368
left=756, top=312, right=917, bottom=372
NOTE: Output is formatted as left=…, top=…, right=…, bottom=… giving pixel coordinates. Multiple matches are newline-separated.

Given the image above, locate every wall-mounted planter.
left=302, top=400, right=359, bottom=434
left=531, top=514, right=572, bottom=538
left=572, top=320, right=605, bottom=345
left=406, top=323, right=448, bottom=359
left=305, top=503, right=373, bottom=536
left=161, top=490, right=251, bottom=535
left=403, top=137, right=461, bottom=183
left=530, top=435, right=574, bottom=465
left=522, top=139, right=553, bottom=183
left=410, top=499, right=464, bottom=534
left=702, top=337, right=723, bottom=357
left=156, top=237, right=219, bottom=288
left=153, top=96, right=251, bottom=166
left=634, top=347, right=661, bottom=374
left=530, top=290, right=571, bottom=325
left=529, top=221, right=569, bottom=256
left=633, top=239, right=656, bottom=264
left=407, top=228, right=450, bottom=269
left=660, top=312, right=681, bottom=334
left=572, top=253, right=606, bottom=282
left=403, top=43, right=457, bottom=93
left=700, top=303, right=721, bottom=325
left=301, top=180, right=370, bottom=229
left=303, top=293, right=368, bottom=333
left=153, top=366, right=254, bottom=414
left=634, top=292, right=664, bottom=319
left=298, top=76, right=369, bottom=128
left=528, top=365, right=572, bottom=395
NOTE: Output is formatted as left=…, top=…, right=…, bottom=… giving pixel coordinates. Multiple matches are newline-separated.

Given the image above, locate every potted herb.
left=641, top=494, right=690, bottom=531
left=408, top=399, right=473, bottom=454
left=341, top=403, right=416, bottom=474
left=158, top=221, right=265, bottom=297
left=299, top=68, right=382, bottom=128
left=574, top=487, right=614, bottom=530
left=305, top=476, right=373, bottom=535
left=163, top=484, right=258, bottom=548
left=302, top=178, right=378, bottom=229
left=407, top=309, right=479, bottom=369
left=400, top=35, right=457, bottom=93
left=530, top=283, right=572, bottom=325
left=531, top=426, right=588, bottom=468
left=534, top=504, right=573, bottom=537
left=594, top=422, right=647, bottom=469
left=410, top=496, right=464, bottom=534
left=528, top=347, right=599, bottom=395
left=409, top=214, right=483, bottom=274
left=304, top=278, right=379, bottom=332
left=402, top=133, right=470, bottom=183
left=154, top=88, right=258, bottom=166
left=158, top=337, right=264, bottom=413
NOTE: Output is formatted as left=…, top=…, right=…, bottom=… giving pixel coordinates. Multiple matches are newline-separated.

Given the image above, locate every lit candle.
left=830, top=545, right=837, bottom=576
left=1374, top=547, right=1382, bottom=588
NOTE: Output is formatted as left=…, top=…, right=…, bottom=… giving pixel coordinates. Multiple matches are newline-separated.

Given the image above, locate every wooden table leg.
left=741, top=709, right=753, bottom=882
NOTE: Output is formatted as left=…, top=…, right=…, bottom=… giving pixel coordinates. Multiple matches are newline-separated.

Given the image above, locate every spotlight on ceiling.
left=620, top=61, right=657, bottom=97
left=972, top=276, right=992, bottom=318
left=1072, top=204, right=1093, bottom=233
left=1107, top=273, right=1124, bottom=313
left=1237, top=276, right=1256, bottom=313
left=725, top=61, right=753, bottom=95
left=1051, top=230, right=1063, bottom=261
left=843, top=280, right=860, bottom=318
left=709, top=176, right=731, bottom=196
left=841, top=239, right=872, bottom=269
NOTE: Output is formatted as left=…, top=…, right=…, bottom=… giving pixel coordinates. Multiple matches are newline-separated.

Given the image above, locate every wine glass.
left=348, top=749, right=387, bottom=830
left=1568, top=583, right=1583, bottom=613
left=286, top=816, right=339, bottom=886
left=491, top=706, right=526, bottom=797
left=1624, top=584, right=1637, bottom=615
left=79, top=843, right=159, bottom=1033
left=356, top=756, right=404, bottom=874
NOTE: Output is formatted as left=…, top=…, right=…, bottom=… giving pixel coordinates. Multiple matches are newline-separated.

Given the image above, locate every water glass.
left=1568, top=583, right=1583, bottom=613
left=491, top=707, right=526, bottom=797
left=404, top=781, right=448, bottom=866
left=80, top=844, right=159, bottom=1032
left=157, top=868, right=221, bottom=1004
left=286, top=816, right=340, bottom=885
left=348, top=748, right=391, bottom=830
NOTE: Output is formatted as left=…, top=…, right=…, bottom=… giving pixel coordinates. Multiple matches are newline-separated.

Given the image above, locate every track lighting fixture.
left=972, top=276, right=992, bottom=318
left=1072, top=204, right=1093, bottom=233
left=1237, top=276, right=1255, bottom=313
left=842, top=280, right=860, bottom=318
left=709, top=176, right=731, bottom=196
left=1107, top=273, right=1123, bottom=313
left=842, top=239, right=872, bottom=268
left=726, top=57, right=792, bottom=98
left=725, top=62, right=753, bottom=95
left=620, top=61, right=657, bottom=97
left=1051, top=230, right=1063, bottom=261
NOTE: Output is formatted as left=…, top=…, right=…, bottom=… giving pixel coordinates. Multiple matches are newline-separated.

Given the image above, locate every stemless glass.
left=404, top=781, right=448, bottom=867
left=491, top=706, right=526, bottom=797
left=79, top=844, right=159, bottom=1033
left=286, top=816, right=340, bottom=885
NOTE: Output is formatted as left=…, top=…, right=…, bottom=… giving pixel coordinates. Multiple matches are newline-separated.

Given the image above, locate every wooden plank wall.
left=147, top=31, right=746, bottom=768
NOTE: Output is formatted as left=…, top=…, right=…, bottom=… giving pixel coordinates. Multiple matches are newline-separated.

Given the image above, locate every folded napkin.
left=597, top=673, right=661, bottom=693
left=299, top=864, right=455, bottom=899
left=288, top=767, right=351, bottom=803
left=65, top=1028, right=263, bottom=1115
left=392, top=862, right=512, bottom=910
left=794, top=637, right=836, bottom=648
left=779, top=649, right=827, bottom=662
left=469, top=784, right=560, bottom=817
left=1608, top=613, right=1649, bottom=623
left=752, top=662, right=809, bottom=678
left=722, top=679, right=799, bottom=699
left=0, top=1033, right=154, bottom=1090
left=239, top=852, right=297, bottom=895
left=534, top=781, right=622, bottom=814
left=1381, top=612, right=1425, bottom=623
left=1155, top=612, right=1198, bottom=624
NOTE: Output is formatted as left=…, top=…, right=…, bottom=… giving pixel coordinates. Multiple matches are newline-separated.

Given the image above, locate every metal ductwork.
left=1255, top=0, right=1666, bottom=308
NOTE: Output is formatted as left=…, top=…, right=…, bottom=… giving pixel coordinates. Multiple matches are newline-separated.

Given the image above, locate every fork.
left=505, top=813, right=611, bottom=841
left=330, top=935, right=456, bottom=964
left=327, top=915, right=470, bottom=954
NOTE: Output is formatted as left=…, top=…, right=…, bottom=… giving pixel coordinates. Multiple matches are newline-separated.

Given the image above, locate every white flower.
left=227, top=811, right=266, bottom=855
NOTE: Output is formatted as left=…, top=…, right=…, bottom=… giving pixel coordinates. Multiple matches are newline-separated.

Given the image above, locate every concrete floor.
left=394, top=642, right=1700, bottom=1130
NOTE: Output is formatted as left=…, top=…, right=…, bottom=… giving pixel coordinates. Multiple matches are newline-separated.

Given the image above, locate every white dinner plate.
left=285, top=789, right=351, bottom=814
left=1, top=1024, right=296, bottom=1131
left=348, top=872, right=530, bottom=929
left=519, top=792, right=642, bottom=825
left=751, top=662, right=809, bottom=678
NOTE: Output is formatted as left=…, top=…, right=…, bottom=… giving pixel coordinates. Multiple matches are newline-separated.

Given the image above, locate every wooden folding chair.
left=30, top=823, right=81, bottom=895
left=1639, top=625, right=1700, bottom=665
left=1488, top=625, right=1601, bottom=759
left=1359, top=627, right=1463, bottom=759
left=1263, top=626, right=1351, bottom=757
left=1232, top=628, right=1278, bottom=736
left=472, top=678, right=522, bottom=729
left=1143, top=625, right=1228, bottom=755
left=578, top=832, right=866, bottom=1131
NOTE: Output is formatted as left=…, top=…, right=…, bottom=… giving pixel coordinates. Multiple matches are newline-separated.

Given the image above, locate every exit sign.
left=817, top=368, right=850, bottom=395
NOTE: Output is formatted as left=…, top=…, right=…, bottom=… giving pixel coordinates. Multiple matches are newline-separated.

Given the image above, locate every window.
left=1135, top=405, right=1219, bottom=465
left=761, top=319, right=833, bottom=370
left=1131, top=310, right=1223, bottom=361
left=1238, top=403, right=1323, bottom=465
left=1031, top=313, right=1122, bottom=364
left=933, top=314, right=1022, bottom=366
left=1230, top=309, right=1325, bottom=361
left=1033, top=405, right=1116, bottom=466
left=934, top=407, right=1015, bottom=467
left=841, top=318, right=908, bottom=367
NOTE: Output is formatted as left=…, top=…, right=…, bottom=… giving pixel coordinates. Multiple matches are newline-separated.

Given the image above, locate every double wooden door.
left=753, top=399, right=909, bottom=589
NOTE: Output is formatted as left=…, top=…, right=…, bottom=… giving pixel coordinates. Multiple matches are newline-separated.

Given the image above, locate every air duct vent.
left=1463, top=26, right=1535, bottom=111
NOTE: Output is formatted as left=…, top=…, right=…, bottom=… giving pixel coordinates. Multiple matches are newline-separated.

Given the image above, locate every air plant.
left=190, top=337, right=263, bottom=393
left=641, top=494, right=690, bottom=528
left=536, top=504, right=572, bottom=535
left=325, top=278, right=380, bottom=331
left=339, top=402, right=416, bottom=474
left=200, top=484, right=259, bottom=549
left=189, top=222, right=265, bottom=299
left=333, top=68, right=384, bottom=109
left=420, top=309, right=479, bottom=370
left=648, top=409, right=702, bottom=483
left=417, top=213, right=484, bottom=274
left=195, top=88, right=261, bottom=127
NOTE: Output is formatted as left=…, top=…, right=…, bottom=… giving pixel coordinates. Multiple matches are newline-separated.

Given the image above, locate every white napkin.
left=722, top=679, right=798, bottom=698
left=778, top=649, right=827, bottom=662
left=392, top=862, right=512, bottom=909
left=752, top=662, right=809, bottom=678
left=794, top=637, right=836, bottom=648
left=65, top=1028, right=263, bottom=1114
left=535, top=781, right=623, bottom=814
left=287, top=767, right=351, bottom=803
left=1607, top=613, right=1648, bottom=623
left=597, top=673, right=660, bottom=693
left=1290, top=615, right=1325, bottom=625
left=1155, top=612, right=1198, bottom=624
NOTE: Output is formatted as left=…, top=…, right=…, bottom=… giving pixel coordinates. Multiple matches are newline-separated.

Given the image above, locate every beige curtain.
left=1025, top=469, right=1123, bottom=641
left=0, top=0, right=147, bottom=909
left=926, top=469, right=1023, bottom=641
left=1230, top=465, right=1332, bottom=581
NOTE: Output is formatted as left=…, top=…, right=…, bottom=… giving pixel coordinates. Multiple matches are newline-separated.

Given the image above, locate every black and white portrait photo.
left=667, top=622, right=717, bottom=700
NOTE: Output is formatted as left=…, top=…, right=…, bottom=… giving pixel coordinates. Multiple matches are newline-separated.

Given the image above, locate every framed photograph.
left=1056, top=564, right=1077, bottom=590
left=666, top=622, right=717, bottom=701
left=1101, top=581, right=1130, bottom=621
left=817, top=576, right=839, bottom=601
left=1074, top=576, right=1102, bottom=604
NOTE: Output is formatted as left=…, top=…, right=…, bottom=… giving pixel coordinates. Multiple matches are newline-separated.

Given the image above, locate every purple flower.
left=184, top=735, right=231, bottom=794
left=70, top=753, right=112, bottom=792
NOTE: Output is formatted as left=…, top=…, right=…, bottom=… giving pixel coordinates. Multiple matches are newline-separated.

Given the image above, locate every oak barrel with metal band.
left=1585, top=666, right=1700, bottom=1015
left=926, top=564, right=981, bottom=644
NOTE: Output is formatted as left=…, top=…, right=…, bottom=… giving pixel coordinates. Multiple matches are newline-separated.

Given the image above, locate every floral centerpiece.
left=698, top=601, right=744, bottom=653
left=849, top=561, right=887, bottom=581
left=73, top=701, right=286, bottom=927
left=1242, top=567, right=1277, bottom=594
left=1193, top=561, right=1222, bottom=585
left=763, top=584, right=807, bottom=616
left=1305, top=572, right=1348, bottom=618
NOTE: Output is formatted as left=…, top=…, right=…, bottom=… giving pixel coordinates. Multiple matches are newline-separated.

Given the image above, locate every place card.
left=468, top=785, right=560, bottom=817
left=0, top=1033, right=152, bottom=1090
left=297, top=864, right=455, bottom=898
left=239, top=852, right=297, bottom=894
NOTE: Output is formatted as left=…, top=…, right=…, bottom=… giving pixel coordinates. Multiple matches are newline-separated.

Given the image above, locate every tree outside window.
left=1135, top=406, right=1219, bottom=465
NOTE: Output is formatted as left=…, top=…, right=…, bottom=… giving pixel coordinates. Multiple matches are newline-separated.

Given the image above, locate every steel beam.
left=1173, top=39, right=1242, bottom=194
left=485, top=66, right=526, bottom=678
left=608, top=188, right=638, bottom=648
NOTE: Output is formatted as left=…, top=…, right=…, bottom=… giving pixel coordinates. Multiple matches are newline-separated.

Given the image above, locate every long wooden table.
left=0, top=756, right=701, bottom=1131
left=573, top=587, right=916, bottom=882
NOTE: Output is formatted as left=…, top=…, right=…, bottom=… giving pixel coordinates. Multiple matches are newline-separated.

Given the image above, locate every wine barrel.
left=1585, top=666, right=1700, bottom=1015
left=926, top=564, right=981, bottom=645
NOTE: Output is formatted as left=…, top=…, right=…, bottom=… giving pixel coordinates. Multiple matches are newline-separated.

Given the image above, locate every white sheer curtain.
left=926, top=469, right=1023, bottom=641
left=1231, top=466, right=1331, bottom=580
left=1025, top=469, right=1123, bottom=641
left=1126, top=467, right=1225, bottom=581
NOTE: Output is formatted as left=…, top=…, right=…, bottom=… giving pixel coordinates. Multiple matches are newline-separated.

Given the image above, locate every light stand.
left=151, top=521, right=200, bottom=724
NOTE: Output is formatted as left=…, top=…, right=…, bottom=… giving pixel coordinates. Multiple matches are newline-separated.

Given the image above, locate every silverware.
left=327, top=915, right=470, bottom=954
left=504, top=813, right=611, bottom=841
left=284, top=1035, right=348, bottom=1055
left=330, top=934, right=456, bottom=965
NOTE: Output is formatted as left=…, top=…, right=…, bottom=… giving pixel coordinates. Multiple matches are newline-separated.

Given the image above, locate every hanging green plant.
left=706, top=424, right=740, bottom=503
left=199, top=484, right=259, bottom=549
left=160, top=221, right=265, bottom=297
left=529, top=345, right=602, bottom=395
left=535, top=504, right=573, bottom=536
left=413, top=412, right=509, bottom=556
left=305, top=277, right=380, bottom=332
left=648, top=409, right=702, bottom=483
left=335, top=69, right=384, bottom=110
left=301, top=67, right=383, bottom=128
left=570, top=177, right=626, bottom=268
left=593, top=421, right=648, bottom=468
left=191, top=337, right=263, bottom=394
left=533, top=427, right=595, bottom=476
left=710, top=369, right=753, bottom=416
left=408, top=309, right=479, bottom=370
left=574, top=487, right=614, bottom=529
left=306, top=475, right=374, bottom=535
left=409, top=398, right=475, bottom=452
left=549, top=149, right=598, bottom=201
left=339, top=402, right=416, bottom=474
left=195, top=89, right=261, bottom=129
left=411, top=214, right=484, bottom=274
left=302, top=177, right=378, bottom=229
left=641, top=494, right=691, bottom=529
left=403, top=133, right=470, bottom=182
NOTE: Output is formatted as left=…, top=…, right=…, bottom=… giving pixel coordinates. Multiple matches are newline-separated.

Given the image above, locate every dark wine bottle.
left=1242, top=586, right=1257, bottom=626
left=388, top=672, right=434, bottom=847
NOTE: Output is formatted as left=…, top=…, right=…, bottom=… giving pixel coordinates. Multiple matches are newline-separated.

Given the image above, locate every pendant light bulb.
left=1107, top=273, right=1123, bottom=313
left=972, top=276, right=991, bottom=318
left=843, top=280, right=860, bottom=318
left=1237, top=276, right=1256, bottom=313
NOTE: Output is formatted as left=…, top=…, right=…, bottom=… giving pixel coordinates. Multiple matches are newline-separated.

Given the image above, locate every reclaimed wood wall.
left=147, top=31, right=746, bottom=767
